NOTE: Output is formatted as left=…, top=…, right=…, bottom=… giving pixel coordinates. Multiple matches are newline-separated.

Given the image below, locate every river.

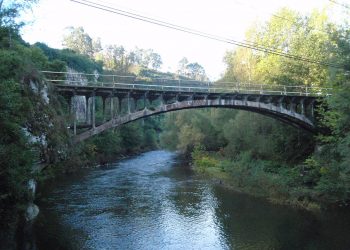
left=31, top=150, right=350, bottom=249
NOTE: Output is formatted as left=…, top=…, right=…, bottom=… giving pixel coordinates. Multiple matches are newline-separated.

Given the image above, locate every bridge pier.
left=143, top=92, right=147, bottom=110
left=278, top=97, right=284, bottom=110
left=92, top=91, right=96, bottom=129
left=102, top=96, right=107, bottom=122
left=85, top=95, right=90, bottom=125
left=70, top=93, right=77, bottom=136
left=110, top=95, right=114, bottom=120
left=116, top=97, right=120, bottom=115
left=310, top=100, right=315, bottom=119
left=300, top=99, right=305, bottom=115
left=290, top=97, right=297, bottom=113
left=127, top=92, right=131, bottom=114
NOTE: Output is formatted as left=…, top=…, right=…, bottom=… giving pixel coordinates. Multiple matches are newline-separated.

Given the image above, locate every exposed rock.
left=28, top=179, right=36, bottom=200
left=40, top=84, right=49, bottom=104
left=22, top=127, right=47, bottom=146
left=29, top=80, right=39, bottom=93
left=25, top=203, right=39, bottom=222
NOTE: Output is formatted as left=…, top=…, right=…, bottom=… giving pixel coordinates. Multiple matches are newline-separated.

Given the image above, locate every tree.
left=149, top=52, right=162, bottom=70
left=160, top=7, right=350, bottom=205
left=0, top=0, right=38, bottom=28
left=177, top=57, right=188, bottom=75
left=185, top=62, right=207, bottom=80
left=62, top=26, right=100, bottom=58
left=252, top=8, right=340, bottom=87
left=176, top=58, right=207, bottom=80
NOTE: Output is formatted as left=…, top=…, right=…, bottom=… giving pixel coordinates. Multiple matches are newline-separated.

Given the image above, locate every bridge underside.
left=54, top=84, right=318, bottom=143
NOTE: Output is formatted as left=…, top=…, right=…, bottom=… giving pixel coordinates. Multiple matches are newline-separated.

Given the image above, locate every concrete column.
left=290, top=97, right=296, bottom=112
left=102, top=96, right=106, bottom=122
left=118, top=97, right=122, bottom=115
left=159, top=94, right=164, bottom=106
left=110, top=96, right=114, bottom=120
left=144, top=92, right=147, bottom=110
left=92, top=92, right=96, bottom=129
left=310, top=100, right=315, bottom=119
left=256, top=96, right=261, bottom=108
left=300, top=99, right=305, bottom=115
left=127, top=92, right=131, bottom=114
left=290, top=103, right=296, bottom=113
left=278, top=97, right=284, bottom=109
left=85, top=96, right=90, bottom=124
left=159, top=94, right=165, bottom=111
left=67, top=96, right=72, bottom=114
left=71, top=94, right=76, bottom=136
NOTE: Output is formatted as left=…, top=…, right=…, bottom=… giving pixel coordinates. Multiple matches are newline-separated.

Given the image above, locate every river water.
left=32, top=150, right=350, bottom=250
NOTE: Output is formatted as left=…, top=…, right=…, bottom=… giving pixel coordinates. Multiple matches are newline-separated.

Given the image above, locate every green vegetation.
left=0, top=0, right=66, bottom=209
left=2, top=1, right=350, bottom=214
left=161, top=8, right=350, bottom=209
left=0, top=7, right=163, bottom=210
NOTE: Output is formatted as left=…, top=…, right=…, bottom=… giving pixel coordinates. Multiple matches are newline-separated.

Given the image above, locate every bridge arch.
left=45, top=71, right=326, bottom=143
left=72, top=97, right=317, bottom=143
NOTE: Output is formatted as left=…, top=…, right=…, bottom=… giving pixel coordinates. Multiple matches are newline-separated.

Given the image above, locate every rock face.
left=25, top=179, right=39, bottom=222
left=28, top=179, right=36, bottom=200
left=30, top=80, right=49, bottom=104
left=25, top=203, right=39, bottom=222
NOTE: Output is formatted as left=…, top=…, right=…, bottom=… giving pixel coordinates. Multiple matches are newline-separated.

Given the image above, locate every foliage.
left=0, top=24, right=65, bottom=205
left=161, top=7, right=350, bottom=207
left=62, top=27, right=163, bottom=73
left=62, top=26, right=101, bottom=58
left=0, top=0, right=38, bottom=28
left=176, top=57, right=208, bottom=80
left=160, top=109, right=228, bottom=154
left=0, top=79, right=33, bottom=203
left=34, top=42, right=102, bottom=73
left=0, top=2, right=165, bottom=210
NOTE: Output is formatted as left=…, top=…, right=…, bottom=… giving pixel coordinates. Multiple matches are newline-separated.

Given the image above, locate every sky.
left=20, top=0, right=340, bottom=80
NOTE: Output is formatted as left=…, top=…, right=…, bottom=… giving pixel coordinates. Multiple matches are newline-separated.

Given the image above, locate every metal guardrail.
left=41, top=71, right=332, bottom=97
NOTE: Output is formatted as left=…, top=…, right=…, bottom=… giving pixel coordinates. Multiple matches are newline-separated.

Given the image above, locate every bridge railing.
left=41, top=71, right=331, bottom=97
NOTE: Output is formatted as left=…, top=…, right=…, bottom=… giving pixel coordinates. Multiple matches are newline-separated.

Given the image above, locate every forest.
left=160, top=8, right=350, bottom=208
left=1, top=1, right=350, bottom=215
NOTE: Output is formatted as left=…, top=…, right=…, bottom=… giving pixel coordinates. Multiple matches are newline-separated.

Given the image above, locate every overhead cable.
left=71, top=0, right=347, bottom=69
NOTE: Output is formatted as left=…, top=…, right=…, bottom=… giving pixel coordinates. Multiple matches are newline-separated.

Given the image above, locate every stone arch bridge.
left=42, top=71, right=330, bottom=143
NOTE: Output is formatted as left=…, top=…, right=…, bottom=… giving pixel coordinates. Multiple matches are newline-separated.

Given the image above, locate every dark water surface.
left=33, top=151, right=350, bottom=250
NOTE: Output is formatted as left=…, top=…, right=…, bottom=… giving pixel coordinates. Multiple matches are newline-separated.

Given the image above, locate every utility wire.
left=71, top=0, right=346, bottom=69
left=329, top=0, right=350, bottom=9
left=234, top=0, right=342, bottom=38
left=71, top=0, right=342, bottom=68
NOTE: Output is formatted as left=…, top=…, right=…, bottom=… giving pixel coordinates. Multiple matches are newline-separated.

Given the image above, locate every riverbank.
left=191, top=149, right=324, bottom=211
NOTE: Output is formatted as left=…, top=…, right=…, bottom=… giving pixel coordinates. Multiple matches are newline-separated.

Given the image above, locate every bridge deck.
left=42, top=71, right=329, bottom=142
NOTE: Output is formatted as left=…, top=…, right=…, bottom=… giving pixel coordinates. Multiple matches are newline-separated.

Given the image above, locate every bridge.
left=42, top=71, right=330, bottom=143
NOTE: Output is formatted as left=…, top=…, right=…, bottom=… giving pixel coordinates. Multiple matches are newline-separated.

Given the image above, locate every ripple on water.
left=34, top=150, right=350, bottom=250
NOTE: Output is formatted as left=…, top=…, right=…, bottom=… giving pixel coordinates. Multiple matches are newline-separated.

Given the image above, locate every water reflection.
left=33, top=151, right=350, bottom=250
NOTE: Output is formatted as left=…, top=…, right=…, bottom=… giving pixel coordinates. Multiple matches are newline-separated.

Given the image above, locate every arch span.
left=73, top=97, right=316, bottom=143
left=48, top=74, right=324, bottom=143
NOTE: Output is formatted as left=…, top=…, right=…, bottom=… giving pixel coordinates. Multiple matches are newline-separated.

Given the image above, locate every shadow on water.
left=213, top=184, right=350, bottom=250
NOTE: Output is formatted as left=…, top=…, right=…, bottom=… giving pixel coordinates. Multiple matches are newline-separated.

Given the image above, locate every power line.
left=71, top=0, right=347, bottom=69
left=234, top=0, right=330, bottom=34
left=70, top=0, right=343, bottom=68
left=329, top=0, right=350, bottom=9
left=233, top=0, right=349, bottom=42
